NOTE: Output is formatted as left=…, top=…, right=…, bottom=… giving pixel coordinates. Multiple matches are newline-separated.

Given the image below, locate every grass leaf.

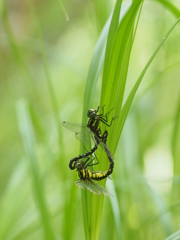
left=17, top=100, right=55, bottom=240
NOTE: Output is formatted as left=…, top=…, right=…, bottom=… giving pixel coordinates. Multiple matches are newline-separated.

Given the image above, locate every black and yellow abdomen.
left=78, top=164, right=113, bottom=181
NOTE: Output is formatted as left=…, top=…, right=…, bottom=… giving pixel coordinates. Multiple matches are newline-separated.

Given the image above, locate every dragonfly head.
left=87, top=109, right=96, bottom=119
left=74, top=160, right=84, bottom=170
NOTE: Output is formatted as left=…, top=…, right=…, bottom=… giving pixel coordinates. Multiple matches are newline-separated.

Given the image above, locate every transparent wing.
left=62, top=121, right=88, bottom=133
left=74, top=179, right=101, bottom=195
left=63, top=121, right=114, bottom=160
left=99, top=141, right=114, bottom=160
left=83, top=180, right=101, bottom=196
left=91, top=181, right=113, bottom=197
left=74, top=179, right=86, bottom=189
left=75, top=131, right=114, bottom=160
left=75, top=131, right=93, bottom=147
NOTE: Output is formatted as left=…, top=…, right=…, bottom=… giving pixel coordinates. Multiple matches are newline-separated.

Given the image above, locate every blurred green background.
left=0, top=0, right=180, bottom=239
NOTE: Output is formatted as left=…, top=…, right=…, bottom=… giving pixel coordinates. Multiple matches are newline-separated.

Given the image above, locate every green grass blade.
left=101, top=0, right=123, bottom=97
left=81, top=1, right=121, bottom=237
left=107, top=180, right=122, bottom=240
left=171, top=92, right=180, bottom=201
left=27, top=1, right=63, bottom=149
left=172, top=93, right=180, bottom=170
left=80, top=16, right=112, bottom=240
left=101, top=0, right=142, bottom=110
left=82, top=18, right=111, bottom=119
left=16, top=100, right=55, bottom=240
left=157, top=0, right=180, bottom=18
left=90, top=1, right=143, bottom=240
left=0, top=162, right=28, bottom=239
left=0, top=2, right=38, bottom=96
left=142, top=180, right=172, bottom=234
left=118, top=17, right=180, bottom=146
left=57, top=0, right=69, bottom=21
left=165, top=229, right=180, bottom=240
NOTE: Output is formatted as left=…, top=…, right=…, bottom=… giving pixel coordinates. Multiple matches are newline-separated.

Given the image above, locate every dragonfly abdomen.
left=78, top=167, right=112, bottom=181
left=107, top=160, right=114, bottom=176
left=69, top=144, right=98, bottom=170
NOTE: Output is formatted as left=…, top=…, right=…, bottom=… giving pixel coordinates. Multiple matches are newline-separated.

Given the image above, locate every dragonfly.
left=73, top=153, right=114, bottom=197
left=63, top=106, right=118, bottom=169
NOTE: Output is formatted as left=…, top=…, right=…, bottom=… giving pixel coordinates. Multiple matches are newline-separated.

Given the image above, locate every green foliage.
left=0, top=0, right=180, bottom=239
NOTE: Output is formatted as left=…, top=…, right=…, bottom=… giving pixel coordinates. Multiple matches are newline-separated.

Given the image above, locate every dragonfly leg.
left=96, top=105, right=105, bottom=117
left=102, top=130, right=108, bottom=144
left=98, top=115, right=118, bottom=127
left=87, top=155, right=99, bottom=167
left=85, top=155, right=97, bottom=167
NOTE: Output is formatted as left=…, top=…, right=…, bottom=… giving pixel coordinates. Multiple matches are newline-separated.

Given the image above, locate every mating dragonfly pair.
left=62, top=106, right=118, bottom=196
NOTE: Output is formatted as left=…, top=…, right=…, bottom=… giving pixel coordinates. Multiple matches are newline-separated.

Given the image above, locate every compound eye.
left=87, top=109, right=95, bottom=118
left=74, top=162, right=80, bottom=169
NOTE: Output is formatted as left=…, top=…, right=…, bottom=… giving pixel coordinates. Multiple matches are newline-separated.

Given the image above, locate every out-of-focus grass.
left=0, top=0, right=180, bottom=239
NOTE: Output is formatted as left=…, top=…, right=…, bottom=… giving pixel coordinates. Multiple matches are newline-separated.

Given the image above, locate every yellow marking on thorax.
left=92, top=121, right=96, bottom=127
left=82, top=169, right=85, bottom=178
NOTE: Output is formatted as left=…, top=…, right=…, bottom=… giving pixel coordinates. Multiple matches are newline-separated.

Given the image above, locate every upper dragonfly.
left=62, top=106, right=118, bottom=168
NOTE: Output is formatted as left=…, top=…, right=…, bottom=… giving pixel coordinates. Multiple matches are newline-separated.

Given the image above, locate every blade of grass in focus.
left=118, top=17, right=180, bottom=149
left=91, top=2, right=143, bottom=239
left=17, top=100, right=55, bottom=240
left=81, top=1, right=123, bottom=238
left=81, top=1, right=180, bottom=239
left=82, top=1, right=143, bottom=239
left=81, top=10, right=112, bottom=240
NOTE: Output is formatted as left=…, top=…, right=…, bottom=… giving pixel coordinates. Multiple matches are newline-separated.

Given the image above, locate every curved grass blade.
left=80, top=15, right=112, bottom=240
left=16, top=100, right=55, bottom=240
left=157, top=0, right=180, bottom=18
left=90, top=2, right=143, bottom=240
left=117, top=17, right=180, bottom=150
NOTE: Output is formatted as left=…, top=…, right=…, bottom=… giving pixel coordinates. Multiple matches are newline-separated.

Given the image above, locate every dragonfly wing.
left=74, top=179, right=86, bottom=189
left=83, top=180, right=101, bottom=196
left=63, top=121, right=114, bottom=159
left=62, top=122, right=87, bottom=133
left=99, top=141, right=114, bottom=160
left=75, top=131, right=93, bottom=147
left=90, top=132, right=114, bottom=160
left=91, top=181, right=113, bottom=197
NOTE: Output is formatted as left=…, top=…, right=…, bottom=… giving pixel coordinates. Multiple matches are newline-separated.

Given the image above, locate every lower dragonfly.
left=72, top=130, right=114, bottom=196
left=73, top=153, right=113, bottom=197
